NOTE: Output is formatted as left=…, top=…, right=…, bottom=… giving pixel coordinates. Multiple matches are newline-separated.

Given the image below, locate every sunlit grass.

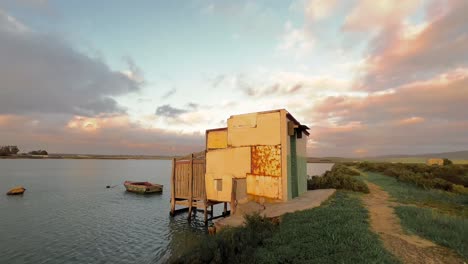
left=254, top=191, right=399, bottom=264
left=395, top=206, right=468, bottom=259
left=173, top=191, right=399, bottom=263
left=363, top=171, right=468, bottom=217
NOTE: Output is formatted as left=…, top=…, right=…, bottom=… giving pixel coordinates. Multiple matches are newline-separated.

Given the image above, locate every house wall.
left=296, top=132, right=308, bottom=196
left=285, top=115, right=308, bottom=200
left=206, top=129, right=228, bottom=149
left=205, top=111, right=285, bottom=203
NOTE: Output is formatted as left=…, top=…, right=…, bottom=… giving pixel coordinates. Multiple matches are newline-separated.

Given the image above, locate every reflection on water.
left=307, top=163, right=335, bottom=177
left=0, top=159, right=220, bottom=264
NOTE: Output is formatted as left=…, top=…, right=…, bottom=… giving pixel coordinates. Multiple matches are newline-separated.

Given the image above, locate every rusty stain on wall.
left=251, top=145, right=281, bottom=177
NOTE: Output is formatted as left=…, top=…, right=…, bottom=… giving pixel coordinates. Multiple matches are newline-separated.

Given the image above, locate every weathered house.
left=170, top=109, right=309, bottom=222
left=205, top=109, right=309, bottom=203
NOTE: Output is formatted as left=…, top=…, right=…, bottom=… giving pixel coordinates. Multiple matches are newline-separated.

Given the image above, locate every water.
left=0, top=159, right=209, bottom=264
left=307, top=163, right=335, bottom=177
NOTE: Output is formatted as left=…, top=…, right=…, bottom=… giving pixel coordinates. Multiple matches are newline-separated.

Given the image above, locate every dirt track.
left=362, top=182, right=463, bottom=264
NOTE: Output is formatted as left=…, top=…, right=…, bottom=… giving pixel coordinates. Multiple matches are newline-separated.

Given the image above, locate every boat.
left=7, top=186, right=26, bottom=195
left=124, top=181, right=163, bottom=194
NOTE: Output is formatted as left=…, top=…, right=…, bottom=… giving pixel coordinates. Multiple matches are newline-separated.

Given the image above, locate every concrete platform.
left=214, top=189, right=336, bottom=230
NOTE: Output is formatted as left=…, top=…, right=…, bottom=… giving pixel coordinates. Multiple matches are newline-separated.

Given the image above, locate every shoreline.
left=0, top=154, right=174, bottom=160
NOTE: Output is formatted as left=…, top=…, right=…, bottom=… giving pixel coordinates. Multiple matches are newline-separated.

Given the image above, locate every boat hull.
left=124, top=181, right=163, bottom=194
left=7, top=186, right=26, bottom=195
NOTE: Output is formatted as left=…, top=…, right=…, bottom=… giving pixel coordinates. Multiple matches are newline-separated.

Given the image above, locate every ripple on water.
left=0, top=160, right=213, bottom=264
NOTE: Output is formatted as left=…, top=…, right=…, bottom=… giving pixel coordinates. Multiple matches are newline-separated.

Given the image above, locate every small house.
left=427, top=158, right=444, bottom=166
left=170, top=109, right=309, bottom=223
left=205, top=109, right=309, bottom=204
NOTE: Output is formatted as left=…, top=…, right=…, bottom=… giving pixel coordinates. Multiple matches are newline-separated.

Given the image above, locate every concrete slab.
left=214, top=189, right=336, bottom=230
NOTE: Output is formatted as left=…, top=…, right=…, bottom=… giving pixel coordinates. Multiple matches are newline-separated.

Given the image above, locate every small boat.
left=7, top=186, right=26, bottom=195
left=124, top=181, right=163, bottom=194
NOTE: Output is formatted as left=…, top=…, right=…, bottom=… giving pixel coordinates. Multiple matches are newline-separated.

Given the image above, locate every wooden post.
left=204, top=202, right=208, bottom=224
left=170, top=158, right=176, bottom=216
left=187, top=154, right=194, bottom=220
left=231, top=178, right=237, bottom=215
left=210, top=205, right=214, bottom=217
left=223, top=202, right=227, bottom=216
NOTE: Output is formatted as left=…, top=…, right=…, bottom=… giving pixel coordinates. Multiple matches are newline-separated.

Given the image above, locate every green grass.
left=395, top=206, right=468, bottom=259
left=363, top=172, right=468, bottom=217
left=254, top=191, right=399, bottom=264
left=173, top=191, right=399, bottom=264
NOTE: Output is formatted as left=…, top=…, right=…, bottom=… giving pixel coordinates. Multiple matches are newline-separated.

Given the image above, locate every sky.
left=0, top=0, right=467, bottom=157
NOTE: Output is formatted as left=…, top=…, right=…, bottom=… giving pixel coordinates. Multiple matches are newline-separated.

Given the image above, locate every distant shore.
left=0, top=154, right=174, bottom=160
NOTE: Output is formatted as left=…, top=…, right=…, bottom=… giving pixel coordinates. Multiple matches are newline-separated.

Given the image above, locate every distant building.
left=427, top=158, right=444, bottom=166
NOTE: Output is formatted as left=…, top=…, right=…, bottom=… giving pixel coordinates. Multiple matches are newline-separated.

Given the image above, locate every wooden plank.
left=187, top=153, right=194, bottom=220
left=170, top=158, right=176, bottom=216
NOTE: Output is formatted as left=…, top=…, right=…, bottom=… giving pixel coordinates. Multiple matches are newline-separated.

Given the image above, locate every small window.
left=215, top=179, right=223, bottom=192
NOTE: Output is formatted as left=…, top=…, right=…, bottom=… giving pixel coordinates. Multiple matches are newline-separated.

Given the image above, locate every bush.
left=308, top=164, right=369, bottom=193
left=173, top=213, right=277, bottom=264
left=355, top=162, right=468, bottom=192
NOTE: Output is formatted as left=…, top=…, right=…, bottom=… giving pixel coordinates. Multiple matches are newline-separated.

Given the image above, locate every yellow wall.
left=228, top=112, right=281, bottom=147
left=205, top=147, right=251, bottom=201
left=246, top=174, right=281, bottom=199
left=207, top=129, right=228, bottom=149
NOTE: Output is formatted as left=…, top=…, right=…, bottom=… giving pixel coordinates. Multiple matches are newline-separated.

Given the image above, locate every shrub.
left=173, top=213, right=277, bottom=264
left=308, top=164, right=369, bottom=193
left=355, top=162, right=468, bottom=192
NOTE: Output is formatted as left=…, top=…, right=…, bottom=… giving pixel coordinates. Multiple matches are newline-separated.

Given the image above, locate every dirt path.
left=363, top=182, right=463, bottom=264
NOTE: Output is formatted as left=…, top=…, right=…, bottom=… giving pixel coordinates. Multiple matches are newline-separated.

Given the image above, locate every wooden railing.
left=170, top=151, right=206, bottom=218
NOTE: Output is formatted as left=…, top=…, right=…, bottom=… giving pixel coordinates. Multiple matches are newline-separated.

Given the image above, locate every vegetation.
left=363, top=172, right=467, bottom=216
left=308, top=164, right=369, bottom=193
left=443, top=158, right=453, bottom=166
left=28, top=150, right=48, bottom=155
left=355, top=166, right=467, bottom=258
left=354, top=162, right=468, bottom=194
left=395, top=206, right=468, bottom=259
left=172, top=214, right=277, bottom=264
left=0, top=145, right=19, bottom=156
left=173, top=192, right=398, bottom=264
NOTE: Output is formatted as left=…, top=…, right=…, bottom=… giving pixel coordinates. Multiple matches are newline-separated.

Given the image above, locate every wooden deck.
left=170, top=151, right=228, bottom=224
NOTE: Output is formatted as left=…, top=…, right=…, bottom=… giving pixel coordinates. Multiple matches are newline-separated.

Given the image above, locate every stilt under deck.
left=170, top=151, right=229, bottom=224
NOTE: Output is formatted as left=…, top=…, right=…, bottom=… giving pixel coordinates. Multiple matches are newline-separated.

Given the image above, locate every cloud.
left=0, top=114, right=204, bottom=155
left=352, top=0, right=468, bottom=90
left=0, top=10, right=142, bottom=116
left=342, top=0, right=420, bottom=32
left=277, top=21, right=314, bottom=57
left=305, top=0, right=337, bottom=21
left=306, top=69, right=468, bottom=156
left=161, top=87, right=177, bottom=99
left=155, top=105, right=189, bottom=118
left=233, top=70, right=350, bottom=98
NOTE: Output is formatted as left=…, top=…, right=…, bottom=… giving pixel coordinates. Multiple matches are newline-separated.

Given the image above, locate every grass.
left=395, top=206, right=468, bottom=259
left=355, top=168, right=468, bottom=259
left=173, top=191, right=398, bottom=264
left=363, top=171, right=468, bottom=217
left=255, top=191, right=398, bottom=263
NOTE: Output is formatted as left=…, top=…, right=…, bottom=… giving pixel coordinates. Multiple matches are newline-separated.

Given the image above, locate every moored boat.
left=124, top=181, right=163, bottom=194
left=7, top=186, right=26, bottom=195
